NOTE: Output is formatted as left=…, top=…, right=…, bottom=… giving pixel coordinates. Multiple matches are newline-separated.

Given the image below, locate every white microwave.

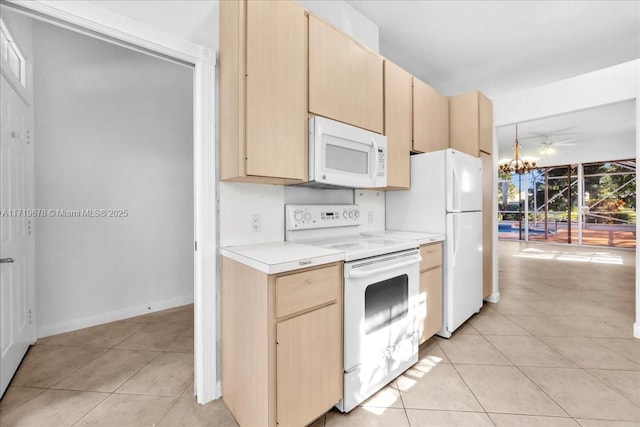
left=308, top=116, right=387, bottom=188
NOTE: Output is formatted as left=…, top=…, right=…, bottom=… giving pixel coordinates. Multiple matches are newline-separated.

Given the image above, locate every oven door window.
left=364, top=274, right=408, bottom=335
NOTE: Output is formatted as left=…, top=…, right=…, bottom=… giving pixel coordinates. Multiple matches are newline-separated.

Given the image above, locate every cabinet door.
left=384, top=61, right=412, bottom=189
left=309, top=15, right=383, bottom=134
left=449, top=91, right=480, bottom=157
left=245, top=0, right=307, bottom=180
left=481, top=152, right=493, bottom=299
left=276, top=303, right=342, bottom=427
left=420, top=267, right=442, bottom=343
left=412, top=78, right=449, bottom=153
left=479, top=92, right=493, bottom=154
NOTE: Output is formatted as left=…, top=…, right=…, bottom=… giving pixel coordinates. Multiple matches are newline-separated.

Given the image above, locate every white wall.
left=85, top=0, right=218, bottom=50
left=492, top=59, right=640, bottom=338
left=219, top=182, right=285, bottom=247
left=493, top=60, right=639, bottom=126
left=33, top=21, right=194, bottom=337
left=219, top=183, right=387, bottom=247
left=297, top=0, right=379, bottom=52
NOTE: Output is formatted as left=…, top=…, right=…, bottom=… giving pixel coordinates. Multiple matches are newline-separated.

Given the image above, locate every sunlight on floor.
left=513, top=247, right=625, bottom=265
left=361, top=352, right=443, bottom=417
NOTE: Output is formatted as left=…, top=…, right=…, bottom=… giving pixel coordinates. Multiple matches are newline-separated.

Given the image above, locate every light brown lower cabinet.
left=418, top=243, right=443, bottom=344
left=221, top=257, right=343, bottom=427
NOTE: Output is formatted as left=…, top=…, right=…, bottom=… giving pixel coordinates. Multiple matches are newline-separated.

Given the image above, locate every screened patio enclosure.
left=498, top=160, right=636, bottom=248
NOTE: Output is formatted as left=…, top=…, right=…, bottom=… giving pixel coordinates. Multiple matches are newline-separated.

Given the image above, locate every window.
left=0, top=19, right=26, bottom=87
left=498, top=160, right=636, bottom=248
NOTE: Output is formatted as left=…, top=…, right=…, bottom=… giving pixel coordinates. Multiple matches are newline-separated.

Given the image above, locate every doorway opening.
left=1, top=8, right=195, bottom=400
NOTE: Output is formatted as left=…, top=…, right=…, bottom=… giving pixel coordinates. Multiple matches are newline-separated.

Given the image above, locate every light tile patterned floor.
left=1, top=241, right=638, bottom=426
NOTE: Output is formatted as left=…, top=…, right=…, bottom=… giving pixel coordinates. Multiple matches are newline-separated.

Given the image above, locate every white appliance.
left=285, top=204, right=421, bottom=413
left=386, top=149, right=483, bottom=338
left=307, top=116, right=387, bottom=189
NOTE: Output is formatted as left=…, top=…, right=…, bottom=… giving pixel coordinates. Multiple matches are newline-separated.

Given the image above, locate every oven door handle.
left=348, top=257, right=422, bottom=279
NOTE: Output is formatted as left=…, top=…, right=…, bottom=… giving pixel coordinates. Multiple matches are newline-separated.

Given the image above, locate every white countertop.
left=220, top=241, right=345, bottom=275
left=362, top=230, right=445, bottom=245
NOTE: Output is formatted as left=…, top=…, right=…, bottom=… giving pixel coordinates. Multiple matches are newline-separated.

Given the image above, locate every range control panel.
left=285, top=204, right=362, bottom=230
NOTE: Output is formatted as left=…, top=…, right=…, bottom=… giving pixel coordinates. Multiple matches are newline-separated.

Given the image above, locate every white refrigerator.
left=386, top=149, right=483, bottom=338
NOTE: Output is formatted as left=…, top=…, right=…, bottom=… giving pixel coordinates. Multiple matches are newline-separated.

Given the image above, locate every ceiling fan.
left=519, top=127, right=578, bottom=154
left=538, top=136, right=577, bottom=154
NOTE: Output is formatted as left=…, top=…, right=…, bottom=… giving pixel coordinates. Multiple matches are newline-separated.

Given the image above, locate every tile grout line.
left=393, top=378, right=412, bottom=427
left=67, top=391, right=111, bottom=427
left=579, top=366, right=640, bottom=407
left=587, top=337, right=640, bottom=366
left=150, top=395, right=181, bottom=427
left=432, top=337, right=497, bottom=426
left=479, top=323, right=575, bottom=420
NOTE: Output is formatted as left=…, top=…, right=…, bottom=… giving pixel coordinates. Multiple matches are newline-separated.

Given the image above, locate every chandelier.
left=498, top=125, right=537, bottom=175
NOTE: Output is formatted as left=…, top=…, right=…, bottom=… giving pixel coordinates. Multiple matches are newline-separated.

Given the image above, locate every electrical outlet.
left=251, top=214, right=262, bottom=232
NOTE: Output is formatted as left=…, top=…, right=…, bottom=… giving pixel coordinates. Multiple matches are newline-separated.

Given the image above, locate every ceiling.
left=496, top=100, right=636, bottom=165
left=347, top=1, right=639, bottom=163
left=347, top=0, right=639, bottom=98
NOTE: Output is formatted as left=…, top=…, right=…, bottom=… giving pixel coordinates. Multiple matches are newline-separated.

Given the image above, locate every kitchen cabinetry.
left=481, top=152, right=493, bottom=299
left=219, top=0, right=307, bottom=184
left=418, top=243, right=443, bottom=344
left=221, top=257, right=343, bottom=427
left=449, top=90, right=493, bottom=156
left=309, top=15, right=384, bottom=134
left=384, top=61, right=412, bottom=189
left=412, top=78, right=449, bottom=153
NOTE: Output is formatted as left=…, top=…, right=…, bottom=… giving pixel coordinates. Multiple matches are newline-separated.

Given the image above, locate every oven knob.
left=304, top=212, right=312, bottom=221
left=348, top=211, right=354, bottom=219
left=294, top=210, right=303, bottom=222
left=343, top=210, right=348, bottom=219
left=354, top=210, right=360, bottom=219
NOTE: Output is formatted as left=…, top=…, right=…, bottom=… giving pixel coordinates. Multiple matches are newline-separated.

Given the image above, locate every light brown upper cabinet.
left=449, top=90, right=494, bottom=156
left=309, top=15, right=384, bottom=134
left=383, top=61, right=412, bottom=189
left=412, top=78, right=449, bottom=153
left=219, top=0, right=308, bottom=184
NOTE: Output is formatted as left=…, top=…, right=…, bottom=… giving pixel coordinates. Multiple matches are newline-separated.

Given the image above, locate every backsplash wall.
left=218, top=183, right=386, bottom=247
left=219, top=182, right=285, bottom=247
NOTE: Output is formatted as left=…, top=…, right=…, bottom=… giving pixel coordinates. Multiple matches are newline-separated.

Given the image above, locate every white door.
left=445, top=149, right=483, bottom=213
left=1, top=74, right=35, bottom=397
left=445, top=211, right=482, bottom=334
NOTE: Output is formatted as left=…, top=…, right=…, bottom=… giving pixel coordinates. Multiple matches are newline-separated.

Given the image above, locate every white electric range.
left=285, top=204, right=421, bottom=413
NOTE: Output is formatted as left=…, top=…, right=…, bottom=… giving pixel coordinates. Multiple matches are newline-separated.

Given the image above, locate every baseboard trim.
left=36, top=294, right=194, bottom=338
left=634, top=322, right=640, bottom=339
left=484, top=292, right=500, bottom=304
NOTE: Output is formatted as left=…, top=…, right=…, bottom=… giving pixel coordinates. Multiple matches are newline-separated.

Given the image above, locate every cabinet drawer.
left=420, top=243, right=442, bottom=271
left=276, top=264, right=340, bottom=318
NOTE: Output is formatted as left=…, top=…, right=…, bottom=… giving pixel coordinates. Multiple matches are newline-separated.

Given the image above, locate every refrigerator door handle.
left=451, top=164, right=461, bottom=213
left=452, top=214, right=460, bottom=267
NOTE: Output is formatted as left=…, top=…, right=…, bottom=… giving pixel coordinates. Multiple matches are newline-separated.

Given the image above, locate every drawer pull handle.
left=304, top=279, right=312, bottom=285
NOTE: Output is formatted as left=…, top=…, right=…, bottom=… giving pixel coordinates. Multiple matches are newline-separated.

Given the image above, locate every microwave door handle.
left=371, top=136, right=379, bottom=183
left=348, top=256, right=422, bottom=279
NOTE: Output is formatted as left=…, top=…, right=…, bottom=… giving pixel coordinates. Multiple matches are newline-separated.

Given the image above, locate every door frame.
left=3, top=0, right=219, bottom=403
